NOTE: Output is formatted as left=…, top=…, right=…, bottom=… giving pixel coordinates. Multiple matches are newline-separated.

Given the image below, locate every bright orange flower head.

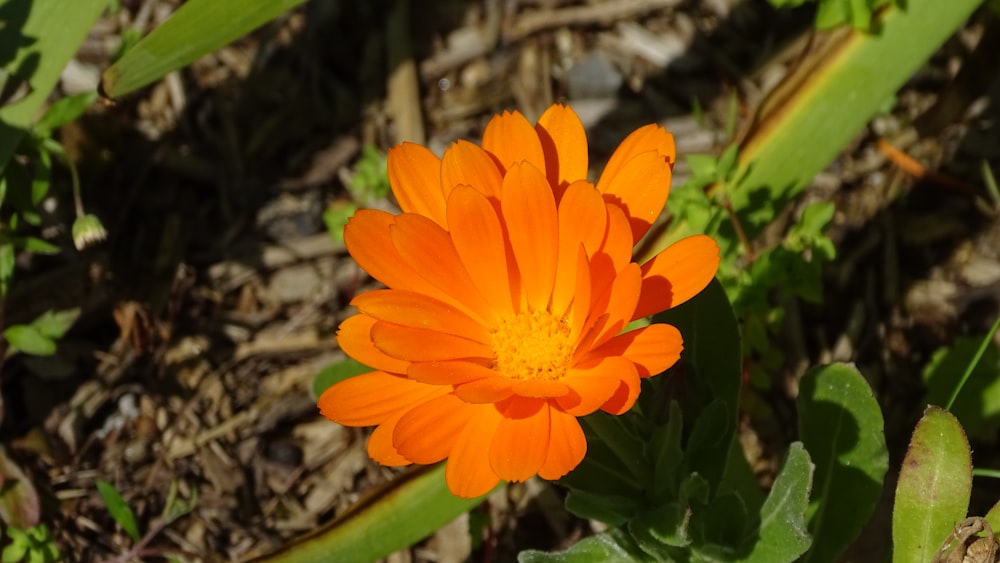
left=319, top=104, right=720, bottom=498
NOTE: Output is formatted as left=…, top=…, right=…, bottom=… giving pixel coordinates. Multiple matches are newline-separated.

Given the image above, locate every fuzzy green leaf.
left=737, top=442, right=813, bottom=562
left=892, top=407, right=971, bottom=563
left=519, top=527, right=656, bottom=563
left=798, top=363, right=888, bottom=563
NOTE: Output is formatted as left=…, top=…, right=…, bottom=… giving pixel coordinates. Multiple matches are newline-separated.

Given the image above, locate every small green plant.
left=97, top=479, right=198, bottom=560
left=323, top=145, right=391, bottom=243
left=1, top=524, right=59, bottom=563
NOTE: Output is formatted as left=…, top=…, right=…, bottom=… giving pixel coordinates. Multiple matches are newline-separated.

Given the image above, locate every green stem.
left=946, top=315, right=1000, bottom=411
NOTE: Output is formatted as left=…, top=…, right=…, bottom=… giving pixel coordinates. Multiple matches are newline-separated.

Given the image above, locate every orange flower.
left=319, top=105, right=720, bottom=498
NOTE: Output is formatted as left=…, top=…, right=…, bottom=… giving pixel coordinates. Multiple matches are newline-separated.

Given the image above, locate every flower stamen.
left=491, top=310, right=575, bottom=381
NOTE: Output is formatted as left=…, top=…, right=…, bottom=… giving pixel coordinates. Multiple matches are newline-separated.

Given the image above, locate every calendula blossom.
left=319, top=104, right=720, bottom=498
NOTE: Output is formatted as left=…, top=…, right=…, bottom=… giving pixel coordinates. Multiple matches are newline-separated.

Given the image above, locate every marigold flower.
left=319, top=104, right=720, bottom=498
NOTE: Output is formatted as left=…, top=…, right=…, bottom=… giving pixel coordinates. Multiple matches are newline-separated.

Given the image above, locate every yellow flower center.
left=490, top=310, right=575, bottom=381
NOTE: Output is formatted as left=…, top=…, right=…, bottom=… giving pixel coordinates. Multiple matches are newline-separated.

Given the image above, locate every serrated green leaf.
left=3, top=325, right=56, bottom=357
left=101, top=0, right=310, bottom=98
left=323, top=203, right=357, bottom=244
left=97, top=480, right=141, bottom=542
left=686, top=155, right=718, bottom=181
left=892, top=407, right=971, bottom=563
left=311, top=357, right=372, bottom=400
left=518, top=527, right=655, bottom=563
left=29, top=309, right=80, bottom=341
left=737, top=442, right=813, bottom=563
left=798, top=363, right=888, bottom=563
left=32, top=92, right=98, bottom=139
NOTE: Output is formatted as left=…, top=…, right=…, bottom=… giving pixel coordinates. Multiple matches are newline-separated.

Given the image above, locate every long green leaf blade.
left=892, top=407, right=971, bottom=563
left=729, top=0, right=984, bottom=237
left=100, top=0, right=309, bottom=98
left=256, top=464, right=487, bottom=563
left=0, top=0, right=108, bottom=171
left=798, top=363, right=888, bottom=563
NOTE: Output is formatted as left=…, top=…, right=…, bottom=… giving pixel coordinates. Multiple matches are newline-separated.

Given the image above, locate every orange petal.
left=336, top=314, right=410, bottom=375
left=501, top=162, right=558, bottom=312
left=455, top=376, right=515, bottom=403
left=597, top=123, right=676, bottom=192
left=482, top=110, right=546, bottom=174
left=368, top=411, right=413, bottom=466
left=569, top=247, right=592, bottom=343
left=634, top=234, right=721, bottom=319
left=586, top=323, right=683, bottom=378
left=352, top=289, right=491, bottom=344
left=447, top=186, right=516, bottom=317
left=511, top=379, right=570, bottom=399
left=387, top=143, right=447, bottom=226
left=536, top=104, right=589, bottom=189
left=394, top=393, right=474, bottom=464
left=600, top=151, right=672, bottom=243
left=345, top=210, right=451, bottom=301
left=576, top=262, right=641, bottom=357
left=390, top=213, right=498, bottom=326
left=446, top=404, right=503, bottom=498
left=537, top=407, right=586, bottom=480
left=490, top=398, right=550, bottom=482
left=408, top=360, right=497, bottom=385
left=371, top=321, right=493, bottom=362
left=551, top=181, right=606, bottom=318
left=590, top=203, right=633, bottom=298
left=556, top=356, right=632, bottom=416
left=318, top=371, right=448, bottom=426
left=441, top=140, right=503, bottom=199
left=600, top=362, right=641, bottom=415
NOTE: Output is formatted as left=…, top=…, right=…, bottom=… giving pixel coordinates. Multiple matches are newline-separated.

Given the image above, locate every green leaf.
left=684, top=401, right=735, bottom=495
left=892, top=407, right=971, bottom=563
left=29, top=309, right=79, bottom=340
left=519, top=527, right=656, bottom=563
left=0, top=243, right=14, bottom=296
left=797, top=363, right=888, bottom=563
left=737, top=442, right=813, bottom=563
left=97, top=480, right=141, bottom=542
left=323, top=202, right=357, bottom=244
left=0, top=0, right=109, bottom=172
left=3, top=325, right=56, bottom=356
left=14, top=236, right=59, bottom=255
left=262, top=465, right=489, bottom=563
left=32, top=92, right=98, bottom=139
left=101, top=0, right=310, bottom=98
left=923, top=334, right=1000, bottom=442
left=686, top=154, right=718, bottom=182
left=564, top=490, right=639, bottom=528
left=311, top=357, right=372, bottom=400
